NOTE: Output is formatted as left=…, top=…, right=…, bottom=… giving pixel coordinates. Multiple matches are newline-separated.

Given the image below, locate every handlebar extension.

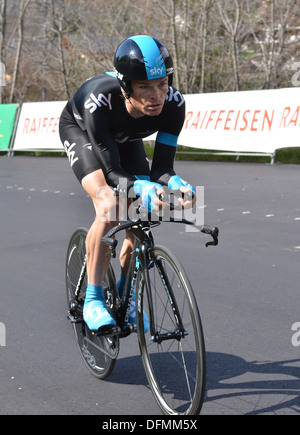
left=200, top=225, right=219, bottom=247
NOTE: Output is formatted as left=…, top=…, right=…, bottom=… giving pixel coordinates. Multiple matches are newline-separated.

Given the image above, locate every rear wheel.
left=66, top=228, right=119, bottom=379
left=136, top=245, right=206, bottom=415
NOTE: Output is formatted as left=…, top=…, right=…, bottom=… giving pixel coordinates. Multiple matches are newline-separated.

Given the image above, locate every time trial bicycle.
left=66, top=200, right=219, bottom=415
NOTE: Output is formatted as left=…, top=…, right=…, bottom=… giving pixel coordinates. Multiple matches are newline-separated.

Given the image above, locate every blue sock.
left=117, top=274, right=149, bottom=333
left=128, top=290, right=149, bottom=333
left=117, top=272, right=126, bottom=297
left=83, top=284, right=116, bottom=332
left=85, top=284, right=103, bottom=301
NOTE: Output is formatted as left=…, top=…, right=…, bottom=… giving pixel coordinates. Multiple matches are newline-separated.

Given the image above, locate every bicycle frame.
left=101, top=217, right=219, bottom=340
left=103, top=220, right=160, bottom=336
left=70, top=216, right=218, bottom=339
left=67, top=213, right=218, bottom=414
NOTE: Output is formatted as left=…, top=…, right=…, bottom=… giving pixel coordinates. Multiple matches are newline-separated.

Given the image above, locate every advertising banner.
left=9, top=87, right=300, bottom=156
left=180, top=87, right=300, bottom=154
left=13, top=101, right=66, bottom=150
left=0, top=104, right=19, bottom=150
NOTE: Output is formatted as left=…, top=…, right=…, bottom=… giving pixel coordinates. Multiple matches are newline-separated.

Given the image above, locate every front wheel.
left=66, top=228, right=119, bottom=380
left=136, top=246, right=206, bottom=415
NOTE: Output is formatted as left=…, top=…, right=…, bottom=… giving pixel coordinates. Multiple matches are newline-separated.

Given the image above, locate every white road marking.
left=2, top=184, right=300, bottom=221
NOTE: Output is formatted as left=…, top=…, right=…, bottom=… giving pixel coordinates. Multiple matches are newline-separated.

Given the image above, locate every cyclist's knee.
left=94, top=187, right=118, bottom=225
left=81, top=170, right=120, bottom=224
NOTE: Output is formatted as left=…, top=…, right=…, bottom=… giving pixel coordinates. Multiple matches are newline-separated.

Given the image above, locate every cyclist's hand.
left=168, top=175, right=196, bottom=209
left=133, top=180, right=165, bottom=212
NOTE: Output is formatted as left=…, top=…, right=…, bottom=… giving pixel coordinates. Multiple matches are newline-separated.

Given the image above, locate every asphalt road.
left=0, top=156, right=299, bottom=416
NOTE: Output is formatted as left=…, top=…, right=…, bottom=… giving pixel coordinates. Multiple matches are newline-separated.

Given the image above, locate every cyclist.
left=59, top=35, right=195, bottom=333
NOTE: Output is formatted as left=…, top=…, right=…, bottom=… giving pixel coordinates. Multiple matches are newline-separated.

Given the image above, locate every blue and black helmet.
left=114, top=35, right=174, bottom=98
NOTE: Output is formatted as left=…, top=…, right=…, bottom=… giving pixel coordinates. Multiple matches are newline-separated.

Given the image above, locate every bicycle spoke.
left=66, top=228, right=118, bottom=380
left=137, top=245, right=205, bottom=415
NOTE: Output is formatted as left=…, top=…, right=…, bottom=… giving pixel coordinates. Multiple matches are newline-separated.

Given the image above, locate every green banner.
left=0, top=104, right=18, bottom=149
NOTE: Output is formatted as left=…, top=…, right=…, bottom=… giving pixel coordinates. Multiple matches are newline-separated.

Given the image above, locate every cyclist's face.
left=127, top=77, right=169, bottom=118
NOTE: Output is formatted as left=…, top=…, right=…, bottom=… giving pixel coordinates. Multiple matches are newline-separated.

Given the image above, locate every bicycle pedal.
left=69, top=299, right=83, bottom=313
left=67, top=312, right=83, bottom=324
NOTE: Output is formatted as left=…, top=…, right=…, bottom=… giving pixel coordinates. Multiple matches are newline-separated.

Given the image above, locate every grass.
left=2, top=144, right=299, bottom=165
left=144, top=143, right=300, bottom=164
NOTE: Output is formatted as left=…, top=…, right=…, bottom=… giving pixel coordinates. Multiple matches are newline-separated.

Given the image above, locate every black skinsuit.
left=59, top=73, right=185, bottom=191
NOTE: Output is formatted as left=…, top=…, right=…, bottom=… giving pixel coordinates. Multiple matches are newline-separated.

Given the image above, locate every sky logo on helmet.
left=150, top=67, right=164, bottom=76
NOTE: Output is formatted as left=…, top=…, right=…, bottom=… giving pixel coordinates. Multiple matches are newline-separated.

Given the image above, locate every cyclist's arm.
left=81, top=107, right=136, bottom=192
left=150, top=91, right=195, bottom=207
left=72, top=75, right=137, bottom=193
left=92, top=131, right=136, bottom=191
left=150, top=134, right=177, bottom=185
left=84, top=115, right=166, bottom=212
left=150, top=88, right=185, bottom=186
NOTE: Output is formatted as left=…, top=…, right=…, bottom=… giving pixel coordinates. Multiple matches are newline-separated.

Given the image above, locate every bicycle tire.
left=66, top=228, right=119, bottom=380
left=136, top=245, right=206, bottom=415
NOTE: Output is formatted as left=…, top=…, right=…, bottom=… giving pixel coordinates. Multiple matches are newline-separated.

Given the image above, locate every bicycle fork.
left=137, top=245, right=188, bottom=344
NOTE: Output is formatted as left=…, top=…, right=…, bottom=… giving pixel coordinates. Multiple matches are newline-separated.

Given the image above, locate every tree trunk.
left=0, top=0, right=6, bottom=103
left=9, top=0, right=31, bottom=103
left=51, top=0, right=71, bottom=98
left=217, top=0, right=241, bottom=91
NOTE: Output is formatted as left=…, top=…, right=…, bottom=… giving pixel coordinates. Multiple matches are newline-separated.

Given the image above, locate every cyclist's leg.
left=81, top=171, right=120, bottom=331
left=82, top=170, right=118, bottom=285
left=60, top=116, right=117, bottom=331
left=81, top=137, right=150, bottom=288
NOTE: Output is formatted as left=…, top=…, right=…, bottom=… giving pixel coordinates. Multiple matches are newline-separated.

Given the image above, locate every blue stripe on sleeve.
left=156, top=132, right=178, bottom=147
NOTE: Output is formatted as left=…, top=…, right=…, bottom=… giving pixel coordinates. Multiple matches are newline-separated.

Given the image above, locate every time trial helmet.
left=114, top=35, right=174, bottom=98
